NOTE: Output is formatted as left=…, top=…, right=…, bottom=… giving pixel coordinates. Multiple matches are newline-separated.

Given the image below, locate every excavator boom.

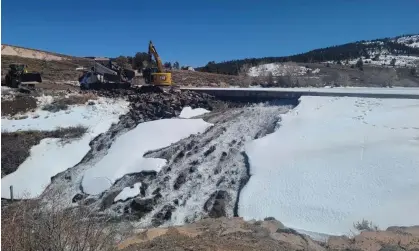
left=148, top=41, right=165, bottom=73
left=143, top=41, right=172, bottom=86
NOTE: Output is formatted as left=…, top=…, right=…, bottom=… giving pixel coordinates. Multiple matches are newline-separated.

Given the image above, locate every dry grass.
left=42, top=94, right=97, bottom=112
left=1, top=126, right=88, bottom=177
left=1, top=95, right=38, bottom=116
left=1, top=189, right=120, bottom=251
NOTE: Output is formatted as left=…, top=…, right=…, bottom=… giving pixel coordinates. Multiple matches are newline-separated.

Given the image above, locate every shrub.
left=353, top=219, right=379, bottom=232
left=42, top=94, right=96, bottom=113
left=1, top=190, right=121, bottom=251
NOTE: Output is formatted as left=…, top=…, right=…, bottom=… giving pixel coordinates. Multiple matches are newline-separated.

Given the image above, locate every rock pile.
left=85, top=88, right=217, bottom=123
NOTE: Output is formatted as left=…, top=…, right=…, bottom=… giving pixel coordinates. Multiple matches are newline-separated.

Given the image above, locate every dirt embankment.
left=171, top=69, right=243, bottom=87
left=1, top=55, right=93, bottom=82
left=1, top=44, right=68, bottom=61
left=118, top=217, right=419, bottom=251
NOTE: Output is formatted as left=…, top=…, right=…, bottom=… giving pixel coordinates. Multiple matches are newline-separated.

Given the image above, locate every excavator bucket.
left=20, top=72, right=42, bottom=83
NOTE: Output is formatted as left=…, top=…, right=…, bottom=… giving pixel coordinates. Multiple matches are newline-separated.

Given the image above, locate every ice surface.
left=179, top=106, right=210, bottom=118
left=81, top=118, right=212, bottom=195
left=184, top=86, right=419, bottom=95
left=240, top=96, right=419, bottom=236
left=1, top=99, right=129, bottom=199
left=114, top=182, right=142, bottom=202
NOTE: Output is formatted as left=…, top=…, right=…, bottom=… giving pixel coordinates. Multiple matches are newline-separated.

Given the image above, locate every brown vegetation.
left=1, top=190, right=121, bottom=251
left=171, top=69, right=243, bottom=87
left=1, top=55, right=92, bottom=82
left=1, top=94, right=38, bottom=116
left=42, top=94, right=97, bottom=112
left=1, top=126, right=87, bottom=177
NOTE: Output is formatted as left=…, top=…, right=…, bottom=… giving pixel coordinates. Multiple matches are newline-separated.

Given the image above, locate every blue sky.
left=2, top=0, right=418, bottom=67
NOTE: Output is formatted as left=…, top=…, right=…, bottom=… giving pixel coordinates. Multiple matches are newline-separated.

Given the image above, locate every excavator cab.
left=143, top=67, right=172, bottom=86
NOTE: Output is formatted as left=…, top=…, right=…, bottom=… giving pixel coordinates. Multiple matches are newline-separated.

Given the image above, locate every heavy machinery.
left=3, top=63, right=42, bottom=91
left=79, top=60, right=135, bottom=90
left=142, top=41, right=172, bottom=89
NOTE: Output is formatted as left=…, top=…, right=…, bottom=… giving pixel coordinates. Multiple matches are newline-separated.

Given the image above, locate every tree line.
left=112, top=52, right=181, bottom=71
left=196, top=35, right=419, bottom=75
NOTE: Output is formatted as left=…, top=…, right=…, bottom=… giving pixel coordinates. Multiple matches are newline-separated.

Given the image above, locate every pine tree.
left=164, top=62, right=172, bottom=69
left=390, top=58, right=396, bottom=67
left=356, top=58, right=363, bottom=69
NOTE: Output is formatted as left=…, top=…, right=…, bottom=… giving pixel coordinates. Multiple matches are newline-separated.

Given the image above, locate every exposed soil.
left=1, top=95, right=38, bottom=116
left=1, top=55, right=92, bottom=82
left=1, top=126, right=87, bottom=177
left=119, top=217, right=323, bottom=251
left=118, top=217, right=419, bottom=251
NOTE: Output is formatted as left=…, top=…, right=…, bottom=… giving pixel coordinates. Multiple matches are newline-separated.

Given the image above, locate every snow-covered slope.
left=337, top=35, right=419, bottom=67
left=393, top=34, right=419, bottom=48
left=239, top=96, right=419, bottom=236
left=248, top=63, right=319, bottom=77
left=81, top=118, right=212, bottom=195
left=248, top=35, right=419, bottom=76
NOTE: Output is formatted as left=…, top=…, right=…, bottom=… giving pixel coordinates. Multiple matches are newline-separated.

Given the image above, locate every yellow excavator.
left=141, top=41, right=172, bottom=91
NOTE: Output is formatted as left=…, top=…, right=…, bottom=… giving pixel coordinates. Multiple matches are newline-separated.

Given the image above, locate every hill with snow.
left=198, top=34, right=419, bottom=75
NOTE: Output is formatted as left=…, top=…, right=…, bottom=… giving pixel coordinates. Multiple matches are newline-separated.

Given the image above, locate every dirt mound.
left=1, top=45, right=67, bottom=61
left=327, top=226, right=419, bottom=251
left=118, top=217, right=419, bottom=251
left=119, top=217, right=325, bottom=251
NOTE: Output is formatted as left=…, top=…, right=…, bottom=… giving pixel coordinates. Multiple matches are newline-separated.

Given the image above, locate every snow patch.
left=240, top=96, right=419, bottom=236
left=114, top=182, right=142, bottom=202
left=393, top=35, right=419, bottom=48
left=248, top=63, right=313, bottom=77
left=179, top=107, right=210, bottom=118
left=81, top=118, right=212, bottom=195
left=1, top=98, right=128, bottom=132
left=1, top=98, right=129, bottom=199
left=36, top=95, right=55, bottom=107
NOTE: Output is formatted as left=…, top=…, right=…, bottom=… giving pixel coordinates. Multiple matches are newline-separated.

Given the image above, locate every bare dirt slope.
left=2, top=44, right=68, bottom=61
left=1, top=55, right=93, bottom=82
left=118, top=217, right=419, bottom=251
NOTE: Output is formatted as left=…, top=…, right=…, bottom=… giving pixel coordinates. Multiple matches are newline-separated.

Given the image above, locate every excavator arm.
left=148, top=41, right=165, bottom=73
left=143, top=41, right=172, bottom=86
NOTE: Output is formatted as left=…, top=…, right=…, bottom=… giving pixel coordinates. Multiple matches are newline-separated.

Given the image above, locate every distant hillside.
left=197, top=34, right=419, bottom=75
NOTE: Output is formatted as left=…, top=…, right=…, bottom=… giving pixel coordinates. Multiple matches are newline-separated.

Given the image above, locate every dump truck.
left=79, top=60, right=135, bottom=90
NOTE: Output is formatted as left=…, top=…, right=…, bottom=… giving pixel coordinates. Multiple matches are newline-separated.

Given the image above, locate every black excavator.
left=3, top=63, right=42, bottom=92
